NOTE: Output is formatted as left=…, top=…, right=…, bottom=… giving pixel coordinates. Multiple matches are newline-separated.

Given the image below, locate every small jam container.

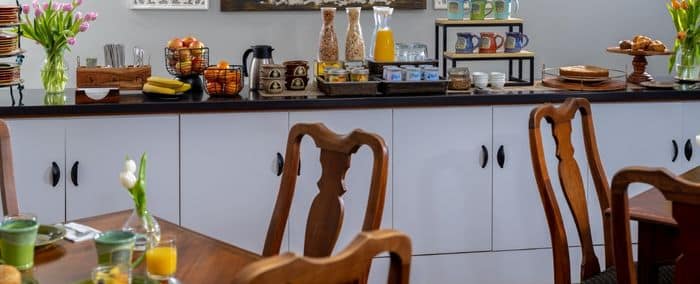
left=260, top=77, right=285, bottom=94
left=259, top=64, right=285, bottom=79
left=316, top=61, right=342, bottom=76
left=327, top=69, right=348, bottom=83
left=344, top=61, right=365, bottom=70
left=284, top=60, right=309, bottom=77
left=350, top=68, right=369, bottom=82
left=448, top=67, right=471, bottom=90
left=404, top=67, right=422, bottom=81
left=384, top=67, right=402, bottom=81
left=286, top=76, right=309, bottom=90
left=422, top=66, right=440, bottom=81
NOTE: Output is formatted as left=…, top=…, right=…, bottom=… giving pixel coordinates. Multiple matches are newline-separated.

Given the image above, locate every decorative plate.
left=35, top=224, right=66, bottom=247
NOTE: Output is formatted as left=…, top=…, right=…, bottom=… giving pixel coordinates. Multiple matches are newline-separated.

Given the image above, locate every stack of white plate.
left=489, top=72, right=506, bottom=89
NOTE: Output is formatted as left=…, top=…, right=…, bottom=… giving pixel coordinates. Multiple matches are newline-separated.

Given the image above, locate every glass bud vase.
left=122, top=209, right=161, bottom=251
left=41, top=49, right=68, bottom=94
left=675, top=46, right=700, bottom=82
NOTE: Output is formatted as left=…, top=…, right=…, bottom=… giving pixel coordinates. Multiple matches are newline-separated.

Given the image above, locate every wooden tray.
left=376, top=76, right=449, bottom=95
left=542, top=78, right=626, bottom=91
left=366, top=59, right=438, bottom=75
left=606, top=47, right=672, bottom=56
left=316, top=76, right=380, bottom=96
left=76, top=66, right=151, bottom=90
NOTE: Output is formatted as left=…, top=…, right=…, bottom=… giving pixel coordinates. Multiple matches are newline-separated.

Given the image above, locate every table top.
left=26, top=210, right=260, bottom=283
left=628, top=166, right=700, bottom=227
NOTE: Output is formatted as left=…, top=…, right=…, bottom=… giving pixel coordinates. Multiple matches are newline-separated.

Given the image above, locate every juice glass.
left=92, top=264, right=131, bottom=284
left=146, top=236, right=177, bottom=280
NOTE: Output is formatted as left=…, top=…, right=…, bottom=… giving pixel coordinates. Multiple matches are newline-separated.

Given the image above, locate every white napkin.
left=63, top=222, right=101, bottom=242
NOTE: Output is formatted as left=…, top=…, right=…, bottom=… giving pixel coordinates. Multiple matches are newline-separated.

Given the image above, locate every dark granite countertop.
left=0, top=84, right=698, bottom=118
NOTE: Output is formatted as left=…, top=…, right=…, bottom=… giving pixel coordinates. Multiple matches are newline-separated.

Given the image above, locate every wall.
left=8, top=0, right=675, bottom=89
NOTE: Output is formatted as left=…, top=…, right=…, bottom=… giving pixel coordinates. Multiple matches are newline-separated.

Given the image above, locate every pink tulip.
left=62, top=3, right=72, bottom=11
left=42, top=3, right=49, bottom=10
left=85, top=11, right=97, bottom=21
left=21, top=4, right=29, bottom=14
left=34, top=8, right=43, bottom=17
left=74, top=0, right=82, bottom=6
left=67, top=37, right=76, bottom=45
left=32, top=0, right=38, bottom=9
left=51, top=2, right=60, bottom=10
left=79, top=21, right=89, bottom=32
left=74, top=11, right=82, bottom=20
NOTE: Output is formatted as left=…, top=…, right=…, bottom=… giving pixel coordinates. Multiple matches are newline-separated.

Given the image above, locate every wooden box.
left=76, top=66, right=151, bottom=90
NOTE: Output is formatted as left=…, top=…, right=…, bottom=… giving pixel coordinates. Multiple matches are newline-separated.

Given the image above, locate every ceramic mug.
left=469, top=0, right=493, bottom=20
left=504, top=32, right=529, bottom=53
left=479, top=32, right=504, bottom=53
left=94, top=230, right=136, bottom=267
left=455, top=32, right=481, bottom=54
left=447, top=0, right=465, bottom=20
left=0, top=214, right=39, bottom=270
left=494, top=0, right=518, bottom=20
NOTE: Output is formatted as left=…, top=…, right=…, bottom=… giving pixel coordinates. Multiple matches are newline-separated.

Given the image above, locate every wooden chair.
left=611, top=166, right=700, bottom=284
left=529, top=98, right=616, bottom=283
left=233, top=229, right=411, bottom=284
left=0, top=120, right=18, bottom=216
left=263, top=123, right=389, bottom=258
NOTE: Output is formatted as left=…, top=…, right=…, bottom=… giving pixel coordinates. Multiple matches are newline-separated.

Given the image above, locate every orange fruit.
left=216, top=60, right=229, bottom=69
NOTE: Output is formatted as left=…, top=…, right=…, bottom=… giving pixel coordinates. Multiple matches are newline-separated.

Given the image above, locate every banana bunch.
left=143, top=77, right=191, bottom=95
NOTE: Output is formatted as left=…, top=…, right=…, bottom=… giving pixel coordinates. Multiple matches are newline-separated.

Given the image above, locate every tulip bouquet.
left=667, top=0, right=700, bottom=80
left=19, top=0, right=98, bottom=93
left=120, top=153, right=160, bottom=248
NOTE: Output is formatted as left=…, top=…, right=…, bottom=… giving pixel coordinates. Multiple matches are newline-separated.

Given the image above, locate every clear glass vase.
left=122, top=209, right=161, bottom=251
left=41, top=49, right=68, bottom=94
left=675, top=45, right=700, bottom=82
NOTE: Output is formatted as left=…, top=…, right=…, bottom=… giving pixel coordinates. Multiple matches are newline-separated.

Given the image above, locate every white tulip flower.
left=120, top=171, right=137, bottom=189
left=124, top=159, right=137, bottom=174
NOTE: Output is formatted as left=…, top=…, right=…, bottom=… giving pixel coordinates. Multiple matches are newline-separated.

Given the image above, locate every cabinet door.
left=590, top=102, right=682, bottom=244
left=288, top=109, right=393, bottom=255
left=6, top=119, right=66, bottom=224
left=681, top=102, right=700, bottom=171
left=393, top=107, right=492, bottom=254
left=65, top=115, right=180, bottom=223
left=492, top=105, right=587, bottom=250
left=181, top=112, right=288, bottom=253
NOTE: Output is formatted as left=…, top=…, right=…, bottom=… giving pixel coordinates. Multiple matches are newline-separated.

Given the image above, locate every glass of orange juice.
left=146, top=236, right=177, bottom=280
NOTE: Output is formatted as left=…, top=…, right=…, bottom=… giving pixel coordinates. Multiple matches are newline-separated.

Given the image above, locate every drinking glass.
left=92, top=264, right=132, bottom=284
left=409, top=43, right=428, bottom=61
left=146, top=236, right=177, bottom=280
left=0, top=213, right=38, bottom=270
left=395, top=43, right=410, bottom=62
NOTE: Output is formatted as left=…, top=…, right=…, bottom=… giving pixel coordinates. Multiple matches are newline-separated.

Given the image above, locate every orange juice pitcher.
left=372, top=6, right=395, bottom=62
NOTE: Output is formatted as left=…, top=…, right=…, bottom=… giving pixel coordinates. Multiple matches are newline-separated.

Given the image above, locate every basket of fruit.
left=204, top=61, right=243, bottom=97
left=165, top=36, right=209, bottom=78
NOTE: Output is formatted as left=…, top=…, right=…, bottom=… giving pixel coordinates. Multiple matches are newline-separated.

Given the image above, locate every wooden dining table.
left=25, top=210, right=261, bottom=283
left=624, top=166, right=700, bottom=284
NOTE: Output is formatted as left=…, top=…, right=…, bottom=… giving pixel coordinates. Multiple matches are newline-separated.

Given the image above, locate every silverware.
left=103, top=44, right=126, bottom=67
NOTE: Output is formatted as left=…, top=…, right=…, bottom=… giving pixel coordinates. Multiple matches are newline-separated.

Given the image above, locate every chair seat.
left=581, top=265, right=674, bottom=284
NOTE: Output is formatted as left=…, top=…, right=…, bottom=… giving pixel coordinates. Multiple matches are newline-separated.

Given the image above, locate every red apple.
left=182, top=36, right=198, bottom=48
left=167, top=38, right=183, bottom=50
left=190, top=40, right=205, bottom=55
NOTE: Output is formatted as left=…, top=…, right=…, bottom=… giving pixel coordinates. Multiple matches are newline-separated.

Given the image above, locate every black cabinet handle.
left=51, top=162, right=60, bottom=187
left=276, top=153, right=284, bottom=176
left=685, top=139, right=693, bottom=161
left=497, top=145, right=505, bottom=168
left=672, top=140, right=679, bottom=162
left=297, top=158, right=301, bottom=176
left=70, top=161, right=79, bottom=186
left=480, top=145, right=489, bottom=168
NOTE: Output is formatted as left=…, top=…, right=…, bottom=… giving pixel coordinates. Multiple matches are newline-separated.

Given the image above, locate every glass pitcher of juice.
left=372, top=6, right=395, bottom=62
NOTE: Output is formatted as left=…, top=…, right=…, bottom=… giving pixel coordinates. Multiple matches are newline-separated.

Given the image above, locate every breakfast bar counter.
left=0, top=85, right=698, bottom=117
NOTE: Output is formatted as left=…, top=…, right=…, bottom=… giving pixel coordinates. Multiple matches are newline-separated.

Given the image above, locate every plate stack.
left=0, top=63, right=20, bottom=85
left=0, top=32, right=18, bottom=54
left=0, top=6, right=19, bottom=26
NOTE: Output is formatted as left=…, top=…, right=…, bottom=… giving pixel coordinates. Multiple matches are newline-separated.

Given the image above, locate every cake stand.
left=606, top=47, right=672, bottom=84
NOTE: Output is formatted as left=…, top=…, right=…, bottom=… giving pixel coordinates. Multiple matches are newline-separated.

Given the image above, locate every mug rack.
left=434, top=17, right=535, bottom=86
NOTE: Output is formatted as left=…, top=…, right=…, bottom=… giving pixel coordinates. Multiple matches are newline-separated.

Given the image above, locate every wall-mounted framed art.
left=221, top=0, right=426, bottom=11
left=131, top=0, right=208, bottom=10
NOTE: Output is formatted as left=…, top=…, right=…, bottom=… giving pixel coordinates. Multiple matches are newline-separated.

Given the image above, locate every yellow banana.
left=176, top=83, right=191, bottom=93
left=146, top=77, right=183, bottom=89
left=143, top=83, right=176, bottom=95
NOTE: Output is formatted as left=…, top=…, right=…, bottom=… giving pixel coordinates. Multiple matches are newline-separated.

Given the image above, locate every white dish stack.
left=489, top=72, right=506, bottom=89
left=472, top=72, right=489, bottom=89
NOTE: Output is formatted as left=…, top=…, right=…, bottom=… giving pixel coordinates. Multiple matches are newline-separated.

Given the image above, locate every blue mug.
left=494, top=0, right=518, bottom=20
left=505, top=32, right=529, bottom=53
left=455, top=32, right=481, bottom=54
left=446, top=0, right=465, bottom=20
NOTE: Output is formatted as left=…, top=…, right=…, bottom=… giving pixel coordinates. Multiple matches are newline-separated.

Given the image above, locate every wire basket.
left=164, top=47, right=209, bottom=77
left=203, top=65, right=243, bottom=96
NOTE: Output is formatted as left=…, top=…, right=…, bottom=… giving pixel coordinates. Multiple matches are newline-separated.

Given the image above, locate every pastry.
left=619, top=40, right=633, bottom=50
left=0, top=265, right=20, bottom=284
left=559, top=65, right=610, bottom=78
left=633, top=35, right=652, bottom=43
left=648, top=40, right=667, bottom=52
left=632, top=38, right=652, bottom=50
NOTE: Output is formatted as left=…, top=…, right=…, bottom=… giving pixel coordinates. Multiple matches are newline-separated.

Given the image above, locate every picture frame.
left=221, top=0, right=425, bottom=11
left=131, top=0, right=209, bottom=10
left=434, top=0, right=447, bottom=9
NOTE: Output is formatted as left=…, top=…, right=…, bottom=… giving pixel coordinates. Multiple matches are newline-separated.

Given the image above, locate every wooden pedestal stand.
left=606, top=47, right=672, bottom=84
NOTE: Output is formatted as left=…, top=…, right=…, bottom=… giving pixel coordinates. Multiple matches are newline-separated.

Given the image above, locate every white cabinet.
left=393, top=107, right=491, bottom=254
left=6, top=116, right=179, bottom=225
left=492, top=105, right=586, bottom=250
left=180, top=112, right=288, bottom=253
left=288, top=109, right=393, bottom=255
left=6, top=119, right=66, bottom=224
left=681, top=102, right=700, bottom=171
left=65, top=116, right=179, bottom=223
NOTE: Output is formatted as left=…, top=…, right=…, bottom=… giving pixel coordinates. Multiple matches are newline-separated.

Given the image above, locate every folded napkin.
left=63, top=222, right=101, bottom=242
